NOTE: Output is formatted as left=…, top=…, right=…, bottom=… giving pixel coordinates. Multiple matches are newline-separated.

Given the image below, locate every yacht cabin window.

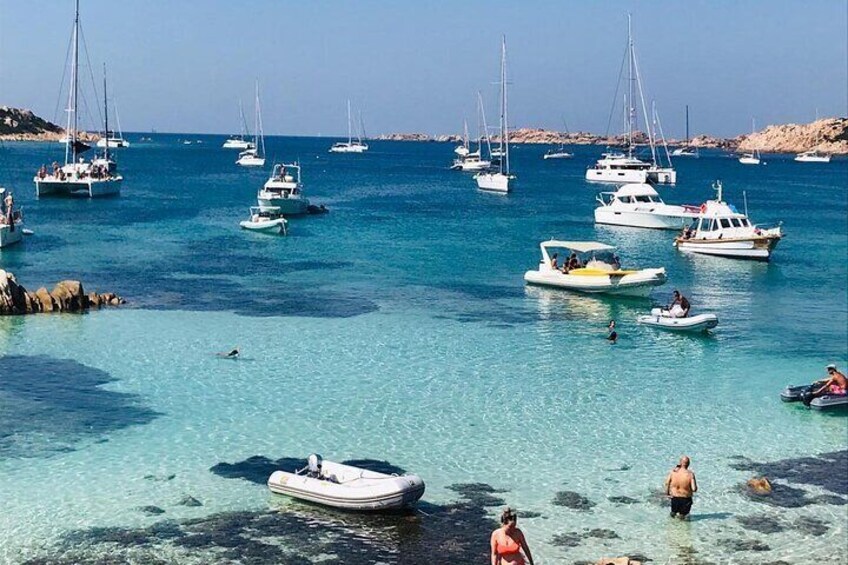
left=720, top=219, right=731, bottom=229
left=730, top=218, right=742, bottom=228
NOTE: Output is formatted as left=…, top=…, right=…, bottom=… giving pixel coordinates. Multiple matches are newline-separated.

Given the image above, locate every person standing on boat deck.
left=668, top=290, right=690, bottom=318
left=665, top=456, right=697, bottom=520
left=491, top=507, right=534, bottom=565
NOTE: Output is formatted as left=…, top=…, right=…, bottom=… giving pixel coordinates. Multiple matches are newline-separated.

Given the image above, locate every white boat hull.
left=329, top=143, right=368, bottom=153
left=543, top=152, right=573, bottom=160
left=675, top=237, right=779, bottom=260
left=524, top=268, right=666, bottom=297
left=237, top=156, right=266, bottom=167
left=223, top=139, right=252, bottom=149
left=96, top=138, right=129, bottom=148
left=638, top=309, right=718, bottom=332
left=594, top=208, right=693, bottom=230
left=257, top=195, right=310, bottom=215
left=240, top=218, right=286, bottom=234
left=738, top=157, right=761, bottom=165
left=649, top=167, right=677, bottom=185
left=475, top=172, right=513, bottom=193
left=585, top=168, right=649, bottom=184
left=267, top=462, right=425, bottom=511
left=34, top=177, right=122, bottom=198
left=0, top=223, right=23, bottom=248
left=794, top=155, right=831, bottom=163
left=453, top=159, right=491, bottom=171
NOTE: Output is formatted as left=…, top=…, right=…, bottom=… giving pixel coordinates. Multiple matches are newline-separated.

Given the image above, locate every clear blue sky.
left=1, top=0, right=845, bottom=138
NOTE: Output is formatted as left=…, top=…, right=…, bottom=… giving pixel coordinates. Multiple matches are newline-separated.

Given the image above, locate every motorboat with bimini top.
left=267, top=454, right=426, bottom=511
left=524, top=240, right=666, bottom=297
left=780, top=384, right=848, bottom=411
left=34, top=3, right=122, bottom=198
left=674, top=181, right=782, bottom=261
left=240, top=206, right=287, bottom=235
left=594, top=183, right=700, bottom=230
left=0, top=189, right=24, bottom=249
left=637, top=308, right=718, bottom=332
left=257, top=163, right=310, bottom=215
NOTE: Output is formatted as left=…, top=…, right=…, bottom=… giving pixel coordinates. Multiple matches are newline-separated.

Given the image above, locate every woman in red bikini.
left=490, top=507, right=534, bottom=565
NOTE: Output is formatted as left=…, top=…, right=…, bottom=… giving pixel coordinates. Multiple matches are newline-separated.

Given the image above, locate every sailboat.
left=671, top=105, right=698, bottom=157
left=738, top=118, right=763, bottom=165
left=96, top=81, right=129, bottom=149
left=92, top=64, right=118, bottom=173
left=454, top=120, right=470, bottom=157
left=236, top=82, right=266, bottom=167
left=475, top=36, right=515, bottom=193
left=585, top=15, right=676, bottom=185
left=795, top=112, right=831, bottom=163
left=329, top=100, right=368, bottom=153
left=223, top=100, right=254, bottom=149
left=544, top=118, right=573, bottom=159
left=451, top=98, right=492, bottom=171
left=34, top=0, right=122, bottom=197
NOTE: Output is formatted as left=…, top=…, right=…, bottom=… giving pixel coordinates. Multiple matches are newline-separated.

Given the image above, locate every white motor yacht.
left=794, top=150, right=831, bottom=163
left=475, top=36, right=515, bottom=193
left=674, top=180, right=782, bottom=261
left=0, top=189, right=24, bottom=249
left=594, top=183, right=700, bottom=230
left=586, top=151, right=652, bottom=184
left=257, top=163, right=310, bottom=215
left=329, top=100, right=369, bottom=153
left=451, top=150, right=491, bottom=171
left=524, top=240, right=666, bottom=297
left=236, top=83, right=266, bottom=167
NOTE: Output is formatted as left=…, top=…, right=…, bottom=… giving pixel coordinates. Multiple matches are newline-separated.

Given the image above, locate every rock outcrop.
left=0, top=106, right=99, bottom=142
left=736, top=117, right=847, bottom=155
left=596, top=558, right=643, bottom=565
left=0, top=270, right=123, bottom=315
left=747, top=477, right=773, bottom=495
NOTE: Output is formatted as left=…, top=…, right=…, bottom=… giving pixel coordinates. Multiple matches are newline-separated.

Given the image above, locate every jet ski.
left=637, top=308, right=718, bottom=332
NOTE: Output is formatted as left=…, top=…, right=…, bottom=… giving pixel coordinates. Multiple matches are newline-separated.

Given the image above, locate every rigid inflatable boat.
left=780, top=384, right=848, bottom=411
left=637, top=308, right=718, bottom=332
left=267, top=454, right=425, bottom=511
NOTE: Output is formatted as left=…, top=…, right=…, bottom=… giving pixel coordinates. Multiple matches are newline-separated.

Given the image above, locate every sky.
left=0, top=1, right=846, bottom=138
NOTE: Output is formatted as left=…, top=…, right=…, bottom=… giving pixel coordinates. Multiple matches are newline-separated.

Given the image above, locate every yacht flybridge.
left=329, top=100, right=368, bottom=153
left=34, top=0, right=122, bottom=198
left=586, top=16, right=676, bottom=185
left=524, top=240, right=666, bottom=297
left=475, top=36, right=515, bottom=193
left=236, top=82, right=266, bottom=167
left=674, top=181, right=782, bottom=261
left=594, top=183, right=700, bottom=230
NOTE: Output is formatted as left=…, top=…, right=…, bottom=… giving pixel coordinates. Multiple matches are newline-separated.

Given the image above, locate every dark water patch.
left=550, top=531, right=581, bottom=547
left=446, top=482, right=508, bottom=507
left=736, top=514, right=785, bottom=534
left=144, top=473, right=176, bottom=482
left=178, top=495, right=203, bottom=507
left=32, top=481, right=504, bottom=564
left=811, top=494, right=847, bottom=505
left=435, top=281, right=524, bottom=301
left=730, top=450, right=847, bottom=496
left=792, top=515, right=829, bottom=536
left=553, top=491, right=596, bottom=511
left=608, top=496, right=641, bottom=505
left=518, top=510, right=543, bottom=519
left=718, top=538, right=771, bottom=552
left=139, top=505, right=166, bottom=516
left=737, top=480, right=816, bottom=508
left=585, top=528, right=620, bottom=539
left=210, top=455, right=305, bottom=484
left=0, top=355, right=160, bottom=459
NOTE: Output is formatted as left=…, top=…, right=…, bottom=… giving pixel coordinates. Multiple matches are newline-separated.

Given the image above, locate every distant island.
left=0, top=106, right=98, bottom=142
left=377, top=117, right=848, bottom=155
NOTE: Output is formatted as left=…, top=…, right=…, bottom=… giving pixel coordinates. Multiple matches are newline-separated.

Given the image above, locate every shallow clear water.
left=0, top=137, right=846, bottom=564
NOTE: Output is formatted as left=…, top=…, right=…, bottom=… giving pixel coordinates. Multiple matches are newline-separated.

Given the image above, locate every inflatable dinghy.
left=268, top=454, right=425, bottom=511
left=780, top=384, right=848, bottom=411
left=637, top=308, right=718, bottom=332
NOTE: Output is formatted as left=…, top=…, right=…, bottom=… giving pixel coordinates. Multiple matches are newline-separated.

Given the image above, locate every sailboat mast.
left=627, top=14, right=634, bottom=158
left=103, top=63, right=109, bottom=162
left=501, top=35, right=509, bottom=175
left=685, top=104, right=689, bottom=145
left=463, top=119, right=469, bottom=150
left=65, top=0, right=81, bottom=165
left=347, top=99, right=352, bottom=145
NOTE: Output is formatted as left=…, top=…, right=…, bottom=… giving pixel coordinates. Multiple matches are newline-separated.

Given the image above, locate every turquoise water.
left=0, top=137, right=846, bottom=564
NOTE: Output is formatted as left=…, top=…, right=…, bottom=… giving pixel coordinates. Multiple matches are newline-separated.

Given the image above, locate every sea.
left=0, top=136, right=846, bottom=564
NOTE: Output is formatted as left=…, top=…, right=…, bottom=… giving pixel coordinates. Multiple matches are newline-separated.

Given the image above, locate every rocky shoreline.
left=0, top=105, right=99, bottom=142
left=0, top=270, right=123, bottom=315
left=375, top=117, right=848, bottom=155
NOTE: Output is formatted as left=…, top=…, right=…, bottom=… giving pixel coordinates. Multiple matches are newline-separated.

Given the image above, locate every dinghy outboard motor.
left=307, top=454, right=323, bottom=478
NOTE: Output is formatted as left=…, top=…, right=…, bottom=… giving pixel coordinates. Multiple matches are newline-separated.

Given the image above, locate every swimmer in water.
left=216, top=346, right=240, bottom=359
left=607, top=320, right=618, bottom=344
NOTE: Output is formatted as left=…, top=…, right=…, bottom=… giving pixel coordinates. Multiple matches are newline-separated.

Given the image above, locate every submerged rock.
left=0, top=270, right=123, bottom=315
left=553, top=490, right=596, bottom=511
left=178, top=496, right=203, bottom=507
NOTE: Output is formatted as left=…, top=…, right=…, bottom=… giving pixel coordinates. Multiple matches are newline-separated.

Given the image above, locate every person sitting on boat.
left=812, top=364, right=848, bottom=397
left=668, top=290, right=690, bottom=318
left=567, top=252, right=581, bottom=271
left=490, top=507, right=534, bottom=565
left=550, top=253, right=559, bottom=270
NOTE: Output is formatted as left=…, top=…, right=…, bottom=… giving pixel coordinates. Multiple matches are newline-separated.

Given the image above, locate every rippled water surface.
left=0, top=137, right=846, bottom=564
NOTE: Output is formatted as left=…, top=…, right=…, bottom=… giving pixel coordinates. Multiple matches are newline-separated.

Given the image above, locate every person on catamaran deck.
left=490, top=507, right=534, bottom=565
left=811, top=364, right=847, bottom=398
left=665, top=455, right=697, bottom=520
left=668, top=290, right=690, bottom=318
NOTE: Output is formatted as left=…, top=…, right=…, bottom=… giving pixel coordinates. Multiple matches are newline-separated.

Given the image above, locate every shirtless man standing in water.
left=664, top=456, right=698, bottom=519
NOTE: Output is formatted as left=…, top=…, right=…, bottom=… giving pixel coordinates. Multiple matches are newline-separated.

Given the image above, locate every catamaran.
left=329, top=100, right=368, bottom=153
left=671, top=105, right=698, bottom=157
left=475, top=36, right=515, bottom=193
left=223, top=100, right=254, bottom=150
left=34, top=0, right=122, bottom=198
left=586, top=16, right=676, bottom=185
left=236, top=82, right=266, bottom=167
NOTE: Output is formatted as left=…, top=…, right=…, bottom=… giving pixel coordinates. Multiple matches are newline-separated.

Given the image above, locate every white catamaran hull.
left=524, top=268, right=666, bottom=297
left=35, top=177, right=122, bottom=198
left=475, top=172, right=513, bottom=193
